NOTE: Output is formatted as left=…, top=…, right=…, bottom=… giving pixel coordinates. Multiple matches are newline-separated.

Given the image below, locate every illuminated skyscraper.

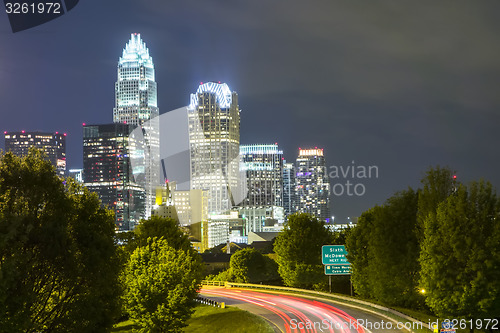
left=282, top=161, right=296, bottom=218
left=113, top=33, right=160, bottom=219
left=295, top=148, right=330, bottom=221
left=239, top=144, right=283, bottom=207
left=4, top=131, right=66, bottom=176
left=83, top=123, right=145, bottom=231
left=188, top=82, right=240, bottom=215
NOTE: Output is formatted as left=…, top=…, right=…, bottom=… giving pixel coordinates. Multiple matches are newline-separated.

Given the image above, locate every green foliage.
left=419, top=181, right=500, bottom=320
left=348, top=165, right=500, bottom=321
left=274, top=213, right=333, bottom=288
left=346, top=189, right=422, bottom=308
left=123, top=238, right=202, bottom=333
left=345, top=208, right=376, bottom=299
left=209, top=268, right=236, bottom=282
left=370, top=189, right=421, bottom=307
left=0, top=150, right=121, bottom=332
left=230, top=248, right=280, bottom=283
left=208, top=248, right=280, bottom=283
left=417, top=166, right=457, bottom=242
left=124, top=216, right=193, bottom=255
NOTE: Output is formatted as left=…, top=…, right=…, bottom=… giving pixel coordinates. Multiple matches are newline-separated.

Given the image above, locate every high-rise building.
left=295, top=148, right=330, bottom=221
left=83, top=123, right=145, bottom=231
left=113, top=33, right=160, bottom=219
left=68, top=168, right=83, bottom=183
left=153, top=181, right=209, bottom=226
left=188, top=82, right=240, bottom=215
left=4, top=131, right=66, bottom=176
left=282, top=161, right=296, bottom=218
left=239, top=144, right=283, bottom=207
left=235, top=205, right=284, bottom=234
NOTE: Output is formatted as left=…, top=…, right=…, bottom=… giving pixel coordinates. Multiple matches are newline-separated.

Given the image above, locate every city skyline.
left=1, top=1, right=500, bottom=221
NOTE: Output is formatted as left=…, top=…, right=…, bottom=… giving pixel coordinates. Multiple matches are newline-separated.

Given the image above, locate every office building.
left=68, top=168, right=83, bottom=183
left=283, top=162, right=296, bottom=218
left=188, top=82, right=240, bottom=214
left=209, top=211, right=247, bottom=245
left=83, top=123, right=145, bottom=231
left=295, top=148, right=330, bottom=221
left=239, top=144, right=283, bottom=207
left=235, top=205, right=284, bottom=234
left=4, top=131, right=66, bottom=176
left=153, top=181, right=209, bottom=226
left=113, top=33, right=160, bottom=219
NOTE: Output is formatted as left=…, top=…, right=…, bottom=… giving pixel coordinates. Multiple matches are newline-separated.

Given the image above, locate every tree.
left=0, top=150, right=120, bottom=332
left=274, top=213, right=333, bottom=288
left=125, top=216, right=194, bottom=254
left=346, top=189, right=422, bottom=308
left=417, top=166, right=457, bottom=242
left=345, top=208, right=376, bottom=299
left=419, top=181, right=500, bottom=330
left=123, top=238, right=202, bottom=332
left=230, top=248, right=279, bottom=283
left=368, top=189, right=421, bottom=308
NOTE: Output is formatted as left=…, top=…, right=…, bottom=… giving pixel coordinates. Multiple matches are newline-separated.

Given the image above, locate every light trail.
left=201, top=287, right=368, bottom=333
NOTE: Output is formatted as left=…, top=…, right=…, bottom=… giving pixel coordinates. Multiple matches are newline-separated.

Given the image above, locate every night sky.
left=1, top=1, right=500, bottom=222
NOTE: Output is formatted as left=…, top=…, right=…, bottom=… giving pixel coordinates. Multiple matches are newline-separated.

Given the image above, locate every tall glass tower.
left=239, top=144, right=283, bottom=207
left=4, top=131, right=66, bottom=176
left=295, top=148, right=330, bottom=221
left=83, top=123, right=145, bottom=231
left=188, top=82, right=240, bottom=215
left=282, top=161, right=296, bottom=219
left=113, top=33, right=160, bottom=219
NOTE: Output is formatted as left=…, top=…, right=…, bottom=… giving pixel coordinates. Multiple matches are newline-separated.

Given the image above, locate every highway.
left=200, top=287, right=412, bottom=333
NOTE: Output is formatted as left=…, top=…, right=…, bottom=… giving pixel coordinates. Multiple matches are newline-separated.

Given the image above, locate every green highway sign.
left=322, top=245, right=350, bottom=265
left=325, top=265, right=351, bottom=275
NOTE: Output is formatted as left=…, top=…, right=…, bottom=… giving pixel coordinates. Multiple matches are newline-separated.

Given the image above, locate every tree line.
left=0, top=150, right=202, bottom=332
left=346, top=167, right=500, bottom=331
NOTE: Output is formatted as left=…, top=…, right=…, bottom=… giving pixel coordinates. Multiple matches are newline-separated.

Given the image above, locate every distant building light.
left=299, top=149, right=324, bottom=157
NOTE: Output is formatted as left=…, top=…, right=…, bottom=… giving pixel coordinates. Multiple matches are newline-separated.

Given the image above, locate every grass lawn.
left=184, top=304, right=274, bottom=333
left=111, top=305, right=275, bottom=333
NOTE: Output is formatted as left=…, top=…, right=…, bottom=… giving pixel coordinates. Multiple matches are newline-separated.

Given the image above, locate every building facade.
left=235, top=205, right=284, bottom=234
left=282, top=161, right=296, bottom=219
left=113, top=33, right=160, bottom=219
left=153, top=181, right=209, bottom=226
left=295, top=148, right=330, bottom=221
left=188, top=82, right=240, bottom=215
left=239, top=144, right=283, bottom=207
left=83, top=123, right=145, bottom=231
left=68, top=168, right=83, bottom=183
left=4, top=131, right=66, bottom=176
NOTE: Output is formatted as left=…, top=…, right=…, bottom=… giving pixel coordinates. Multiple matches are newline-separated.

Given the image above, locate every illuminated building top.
left=240, top=144, right=283, bottom=156
left=189, top=82, right=233, bottom=109
left=119, top=33, right=154, bottom=69
left=298, top=148, right=324, bottom=157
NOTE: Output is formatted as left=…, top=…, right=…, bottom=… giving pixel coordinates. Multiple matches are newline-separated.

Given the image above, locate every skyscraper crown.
left=119, top=33, right=153, bottom=68
left=189, top=82, right=233, bottom=109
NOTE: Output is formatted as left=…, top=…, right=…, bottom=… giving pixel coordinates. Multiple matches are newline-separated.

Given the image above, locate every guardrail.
left=201, top=280, right=226, bottom=287
left=201, top=280, right=431, bottom=332
left=195, top=295, right=225, bottom=308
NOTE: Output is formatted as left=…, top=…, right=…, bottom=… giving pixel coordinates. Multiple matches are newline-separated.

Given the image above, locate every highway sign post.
left=322, top=245, right=350, bottom=265
left=322, top=245, right=351, bottom=293
left=325, top=265, right=351, bottom=275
